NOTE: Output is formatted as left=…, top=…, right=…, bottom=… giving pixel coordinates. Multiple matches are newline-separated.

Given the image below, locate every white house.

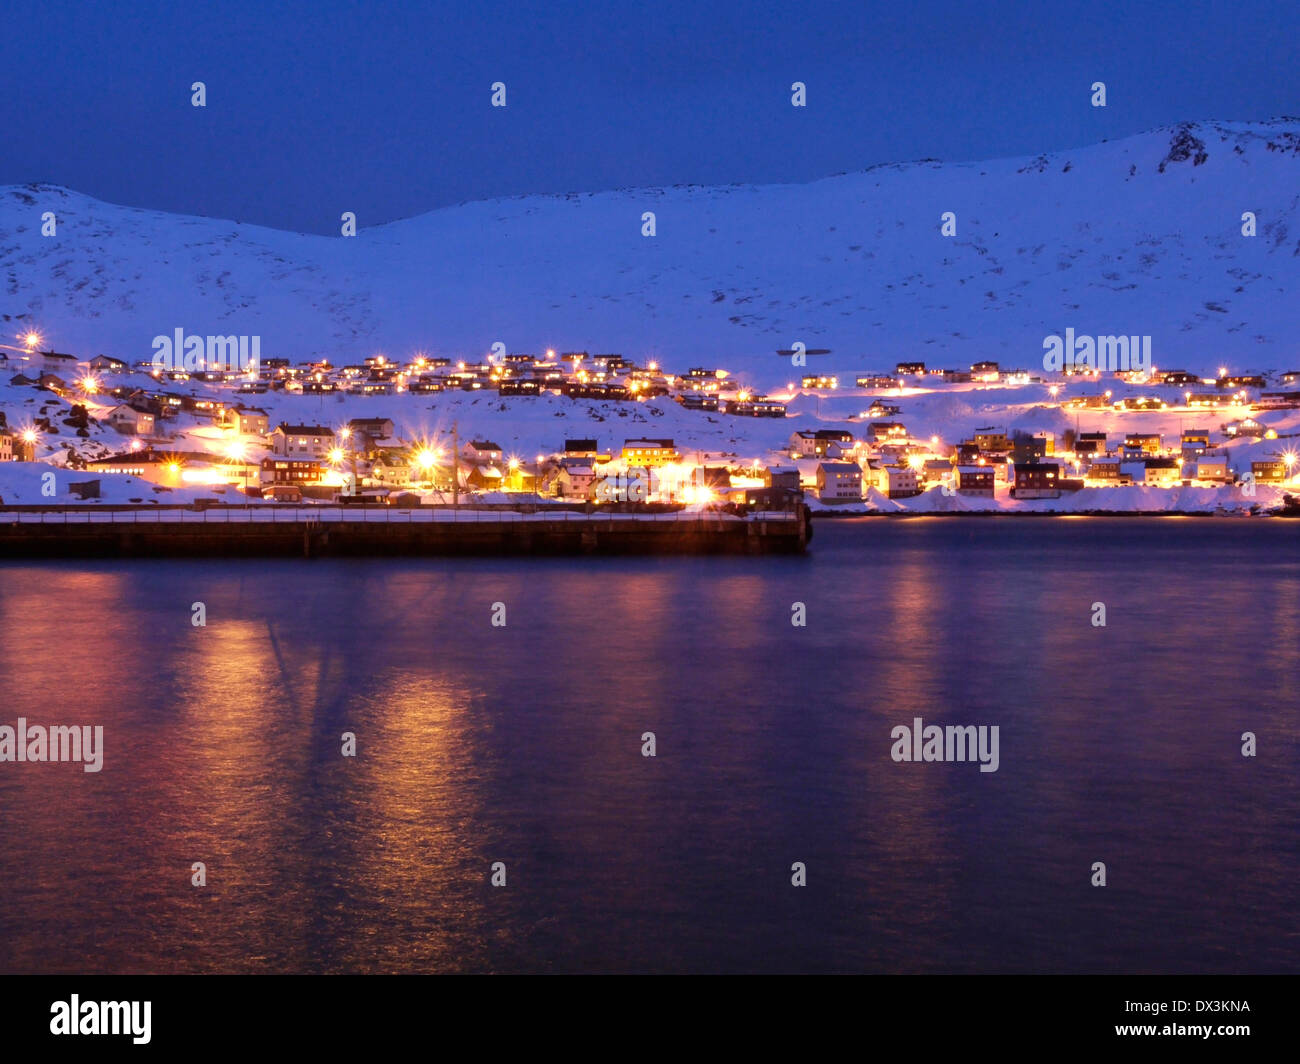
left=225, top=408, right=270, bottom=436
left=107, top=404, right=155, bottom=436
left=554, top=461, right=596, bottom=500
left=370, top=458, right=413, bottom=487
left=1195, top=456, right=1230, bottom=482
left=271, top=423, right=335, bottom=458
left=885, top=465, right=921, bottom=498
left=815, top=461, right=863, bottom=502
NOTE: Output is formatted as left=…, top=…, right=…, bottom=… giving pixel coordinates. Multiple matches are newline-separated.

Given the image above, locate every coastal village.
left=2, top=330, right=1299, bottom=513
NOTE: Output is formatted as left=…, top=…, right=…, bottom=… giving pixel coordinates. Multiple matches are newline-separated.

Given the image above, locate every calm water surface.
left=0, top=517, right=1297, bottom=973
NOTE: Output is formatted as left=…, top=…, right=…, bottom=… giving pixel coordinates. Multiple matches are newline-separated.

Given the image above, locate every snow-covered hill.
left=3, top=118, right=1299, bottom=388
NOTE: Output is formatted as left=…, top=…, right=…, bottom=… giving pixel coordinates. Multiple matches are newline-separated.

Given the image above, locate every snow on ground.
left=3, top=118, right=1300, bottom=389
left=0, top=462, right=230, bottom=506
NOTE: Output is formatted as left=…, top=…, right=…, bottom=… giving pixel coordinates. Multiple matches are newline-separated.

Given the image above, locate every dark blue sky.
left=3, top=0, right=1296, bottom=233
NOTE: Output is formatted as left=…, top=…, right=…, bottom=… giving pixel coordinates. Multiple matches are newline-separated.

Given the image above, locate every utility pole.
left=452, top=420, right=459, bottom=510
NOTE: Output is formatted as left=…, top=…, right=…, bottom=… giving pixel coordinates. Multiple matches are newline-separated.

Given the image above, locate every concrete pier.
left=0, top=505, right=811, bottom=558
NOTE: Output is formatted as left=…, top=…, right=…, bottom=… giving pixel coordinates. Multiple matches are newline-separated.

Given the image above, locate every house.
left=942, top=370, right=972, bottom=383
left=1087, top=457, right=1126, bottom=482
left=971, top=429, right=1011, bottom=453
left=85, top=450, right=186, bottom=488
left=370, top=457, right=413, bottom=487
left=885, top=465, right=922, bottom=499
left=1142, top=458, right=1182, bottom=485
left=225, top=408, right=270, bottom=436
left=107, top=404, right=156, bottom=436
left=1180, top=429, right=1211, bottom=456
left=970, top=360, right=1000, bottom=382
left=766, top=467, right=801, bottom=492
left=88, top=355, right=127, bottom=373
left=271, top=424, right=335, bottom=458
left=789, top=430, right=853, bottom=458
left=815, top=461, right=862, bottom=502
left=868, top=421, right=908, bottom=443
left=563, top=439, right=600, bottom=460
left=857, top=375, right=900, bottom=388
left=348, top=417, right=395, bottom=442
left=1123, top=433, right=1163, bottom=454
left=621, top=438, right=678, bottom=466
left=1194, top=457, right=1230, bottom=482
left=801, top=375, right=838, bottom=390
left=742, top=486, right=804, bottom=510
left=1226, top=417, right=1267, bottom=439
left=554, top=462, right=597, bottom=500
left=865, top=400, right=902, bottom=418
left=1013, top=462, right=1064, bottom=498
left=466, top=464, right=504, bottom=491
left=1011, top=434, right=1050, bottom=463
left=38, top=373, right=69, bottom=395
left=955, top=466, right=995, bottom=496
left=260, top=456, right=323, bottom=486
left=466, top=440, right=503, bottom=464
left=1251, top=459, right=1288, bottom=483
left=0, top=433, right=12, bottom=462
left=920, top=459, right=952, bottom=486
left=896, top=361, right=926, bottom=377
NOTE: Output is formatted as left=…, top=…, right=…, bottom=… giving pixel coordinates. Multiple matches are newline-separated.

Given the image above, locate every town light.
left=21, top=429, right=38, bottom=444
left=328, top=448, right=345, bottom=465
left=22, top=331, right=40, bottom=350
left=227, top=441, right=246, bottom=461
left=338, top=426, right=351, bottom=439
left=79, top=375, right=99, bottom=394
left=508, top=457, right=520, bottom=469
left=1218, top=367, right=1227, bottom=378
left=414, top=448, right=439, bottom=470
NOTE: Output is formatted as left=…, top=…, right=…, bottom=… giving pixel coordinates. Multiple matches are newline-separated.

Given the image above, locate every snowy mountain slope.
left=2, top=118, right=1299, bottom=388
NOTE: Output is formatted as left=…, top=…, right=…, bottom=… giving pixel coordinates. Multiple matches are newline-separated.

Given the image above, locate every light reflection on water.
left=0, top=517, right=1296, bottom=973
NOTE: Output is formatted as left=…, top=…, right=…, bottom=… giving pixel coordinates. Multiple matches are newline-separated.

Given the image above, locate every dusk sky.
left=3, top=0, right=1297, bottom=234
